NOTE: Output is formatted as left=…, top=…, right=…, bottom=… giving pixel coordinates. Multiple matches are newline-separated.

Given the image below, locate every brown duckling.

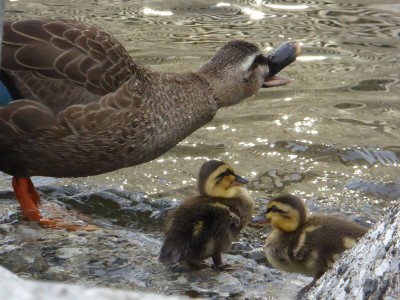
left=159, top=160, right=254, bottom=270
left=0, top=19, right=300, bottom=229
left=253, top=194, right=368, bottom=296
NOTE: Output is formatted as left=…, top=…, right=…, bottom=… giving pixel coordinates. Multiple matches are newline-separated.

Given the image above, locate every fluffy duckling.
left=254, top=194, right=368, bottom=296
left=159, top=160, right=254, bottom=270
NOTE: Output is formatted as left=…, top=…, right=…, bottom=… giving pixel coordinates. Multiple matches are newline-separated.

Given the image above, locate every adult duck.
left=0, top=19, right=300, bottom=229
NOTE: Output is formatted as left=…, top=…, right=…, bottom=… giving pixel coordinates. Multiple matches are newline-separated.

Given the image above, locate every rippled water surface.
left=1, top=0, right=400, bottom=299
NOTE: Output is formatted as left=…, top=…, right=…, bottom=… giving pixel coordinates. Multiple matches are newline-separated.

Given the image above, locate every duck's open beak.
left=262, top=41, right=301, bottom=88
left=252, top=212, right=270, bottom=224
left=231, top=174, right=249, bottom=186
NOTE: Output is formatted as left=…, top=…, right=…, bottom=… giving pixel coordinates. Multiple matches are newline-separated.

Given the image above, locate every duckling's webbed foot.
left=213, top=263, right=238, bottom=271
left=186, top=259, right=210, bottom=270
left=211, top=253, right=237, bottom=271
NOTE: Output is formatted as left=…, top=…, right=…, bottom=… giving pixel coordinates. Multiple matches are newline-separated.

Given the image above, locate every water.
left=1, top=0, right=400, bottom=299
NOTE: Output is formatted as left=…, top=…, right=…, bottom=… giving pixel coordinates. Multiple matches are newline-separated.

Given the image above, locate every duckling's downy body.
left=255, top=194, right=368, bottom=295
left=159, top=160, right=254, bottom=270
left=0, top=19, right=299, bottom=228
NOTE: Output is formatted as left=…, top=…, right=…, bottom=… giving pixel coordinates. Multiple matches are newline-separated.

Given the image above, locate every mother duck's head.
left=197, top=40, right=300, bottom=108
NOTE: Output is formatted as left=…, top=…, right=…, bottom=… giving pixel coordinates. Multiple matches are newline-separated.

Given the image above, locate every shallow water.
left=1, top=0, right=400, bottom=299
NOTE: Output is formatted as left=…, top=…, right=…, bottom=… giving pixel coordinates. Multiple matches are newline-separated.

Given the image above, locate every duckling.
left=0, top=19, right=300, bottom=229
left=253, top=194, right=368, bottom=296
left=159, top=160, right=254, bottom=270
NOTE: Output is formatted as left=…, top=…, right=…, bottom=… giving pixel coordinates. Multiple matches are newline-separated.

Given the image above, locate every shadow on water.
left=1, top=0, right=400, bottom=299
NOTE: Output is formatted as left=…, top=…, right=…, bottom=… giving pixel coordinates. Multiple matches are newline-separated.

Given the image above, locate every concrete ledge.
left=306, top=203, right=400, bottom=299
left=0, top=265, right=188, bottom=300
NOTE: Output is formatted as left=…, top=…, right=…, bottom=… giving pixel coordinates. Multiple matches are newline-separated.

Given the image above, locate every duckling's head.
left=198, top=160, right=249, bottom=198
left=197, top=40, right=300, bottom=108
left=265, top=194, right=307, bottom=232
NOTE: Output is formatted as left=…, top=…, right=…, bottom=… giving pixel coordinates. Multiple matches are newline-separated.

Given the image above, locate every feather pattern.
left=0, top=19, right=299, bottom=179
left=159, top=161, right=254, bottom=269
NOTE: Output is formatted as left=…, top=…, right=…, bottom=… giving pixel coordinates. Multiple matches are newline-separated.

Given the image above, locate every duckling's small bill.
left=231, top=174, right=249, bottom=186
left=252, top=213, right=270, bottom=224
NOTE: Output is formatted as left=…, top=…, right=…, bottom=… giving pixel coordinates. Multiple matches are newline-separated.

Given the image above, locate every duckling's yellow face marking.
left=193, top=220, right=204, bottom=236
left=203, top=164, right=248, bottom=198
left=343, top=237, right=357, bottom=249
left=266, top=201, right=300, bottom=232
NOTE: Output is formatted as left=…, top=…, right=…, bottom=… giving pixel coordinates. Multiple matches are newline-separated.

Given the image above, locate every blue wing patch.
left=0, top=80, right=12, bottom=106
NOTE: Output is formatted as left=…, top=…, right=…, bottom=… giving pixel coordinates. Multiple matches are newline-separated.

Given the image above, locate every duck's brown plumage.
left=159, top=160, right=254, bottom=270
left=0, top=19, right=298, bottom=228
left=0, top=19, right=300, bottom=178
left=256, top=194, right=368, bottom=296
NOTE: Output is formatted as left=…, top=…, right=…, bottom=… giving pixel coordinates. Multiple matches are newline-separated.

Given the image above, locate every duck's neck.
left=197, top=69, right=244, bottom=109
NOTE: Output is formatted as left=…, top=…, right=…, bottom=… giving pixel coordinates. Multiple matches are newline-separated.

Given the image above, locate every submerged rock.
left=306, top=203, right=400, bottom=299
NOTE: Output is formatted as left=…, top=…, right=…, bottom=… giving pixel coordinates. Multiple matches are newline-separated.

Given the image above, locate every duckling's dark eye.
left=267, top=205, right=283, bottom=213
left=217, top=169, right=234, bottom=178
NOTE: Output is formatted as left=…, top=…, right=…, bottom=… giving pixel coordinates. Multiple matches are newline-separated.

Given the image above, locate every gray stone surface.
left=0, top=265, right=188, bottom=300
left=306, top=203, right=400, bottom=300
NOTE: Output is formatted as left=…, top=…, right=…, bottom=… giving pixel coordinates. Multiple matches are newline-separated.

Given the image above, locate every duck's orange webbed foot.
left=12, top=176, right=97, bottom=231
left=38, top=218, right=98, bottom=231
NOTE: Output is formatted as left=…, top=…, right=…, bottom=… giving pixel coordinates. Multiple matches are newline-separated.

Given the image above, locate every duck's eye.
left=253, top=55, right=268, bottom=66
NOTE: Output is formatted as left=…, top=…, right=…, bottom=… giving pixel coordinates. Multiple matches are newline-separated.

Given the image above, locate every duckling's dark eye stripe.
left=267, top=207, right=285, bottom=214
left=217, top=169, right=234, bottom=178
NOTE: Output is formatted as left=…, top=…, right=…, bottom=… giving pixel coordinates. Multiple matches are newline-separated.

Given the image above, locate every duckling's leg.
left=12, top=176, right=97, bottom=231
left=212, top=253, right=237, bottom=271
left=297, top=278, right=318, bottom=299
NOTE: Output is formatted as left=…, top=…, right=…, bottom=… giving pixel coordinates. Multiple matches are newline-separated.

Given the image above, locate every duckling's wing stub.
left=288, top=217, right=368, bottom=274
left=159, top=199, right=240, bottom=266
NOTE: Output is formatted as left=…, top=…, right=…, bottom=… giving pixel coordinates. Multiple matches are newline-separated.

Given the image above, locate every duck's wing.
left=1, top=19, right=139, bottom=106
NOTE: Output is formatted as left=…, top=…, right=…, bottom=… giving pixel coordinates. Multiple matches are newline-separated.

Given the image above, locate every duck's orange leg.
left=12, top=177, right=42, bottom=221
left=12, top=176, right=96, bottom=231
